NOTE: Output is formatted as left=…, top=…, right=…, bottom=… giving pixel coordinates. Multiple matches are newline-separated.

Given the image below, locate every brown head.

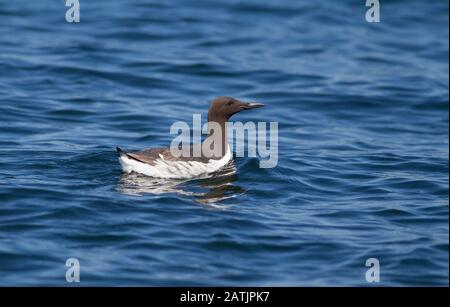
left=207, top=96, right=264, bottom=122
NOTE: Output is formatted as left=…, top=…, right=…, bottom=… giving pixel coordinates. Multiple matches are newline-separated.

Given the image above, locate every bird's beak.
left=239, top=102, right=265, bottom=110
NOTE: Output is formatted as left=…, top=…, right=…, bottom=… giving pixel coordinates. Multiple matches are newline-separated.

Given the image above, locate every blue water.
left=0, top=0, right=448, bottom=286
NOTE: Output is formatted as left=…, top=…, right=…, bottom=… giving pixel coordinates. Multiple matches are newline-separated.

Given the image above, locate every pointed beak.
left=240, top=102, right=265, bottom=110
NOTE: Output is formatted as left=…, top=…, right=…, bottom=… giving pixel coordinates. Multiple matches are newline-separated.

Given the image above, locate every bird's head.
left=208, top=96, right=264, bottom=121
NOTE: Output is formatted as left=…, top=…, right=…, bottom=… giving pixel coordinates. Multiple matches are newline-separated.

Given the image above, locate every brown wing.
left=126, top=145, right=211, bottom=165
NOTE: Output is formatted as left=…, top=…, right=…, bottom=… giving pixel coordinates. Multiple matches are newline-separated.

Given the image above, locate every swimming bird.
left=117, top=96, right=264, bottom=179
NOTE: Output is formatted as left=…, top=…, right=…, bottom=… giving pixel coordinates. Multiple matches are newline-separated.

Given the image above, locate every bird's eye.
left=227, top=100, right=233, bottom=106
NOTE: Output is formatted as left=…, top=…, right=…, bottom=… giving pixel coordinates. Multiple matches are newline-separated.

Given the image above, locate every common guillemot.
left=117, top=96, right=264, bottom=179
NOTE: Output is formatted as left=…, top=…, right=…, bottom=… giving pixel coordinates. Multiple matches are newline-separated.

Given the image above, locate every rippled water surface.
left=0, top=0, right=448, bottom=286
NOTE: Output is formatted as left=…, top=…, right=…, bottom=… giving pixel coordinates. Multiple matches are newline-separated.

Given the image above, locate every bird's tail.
left=116, top=147, right=126, bottom=157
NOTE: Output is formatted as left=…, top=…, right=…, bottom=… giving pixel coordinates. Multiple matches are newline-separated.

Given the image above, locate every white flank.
left=118, top=147, right=232, bottom=179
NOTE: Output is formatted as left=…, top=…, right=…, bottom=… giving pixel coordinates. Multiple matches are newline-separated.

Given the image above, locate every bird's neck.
left=204, top=113, right=228, bottom=158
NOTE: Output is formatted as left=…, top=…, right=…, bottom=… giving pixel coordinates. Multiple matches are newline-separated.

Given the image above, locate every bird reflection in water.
left=116, top=161, right=245, bottom=206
